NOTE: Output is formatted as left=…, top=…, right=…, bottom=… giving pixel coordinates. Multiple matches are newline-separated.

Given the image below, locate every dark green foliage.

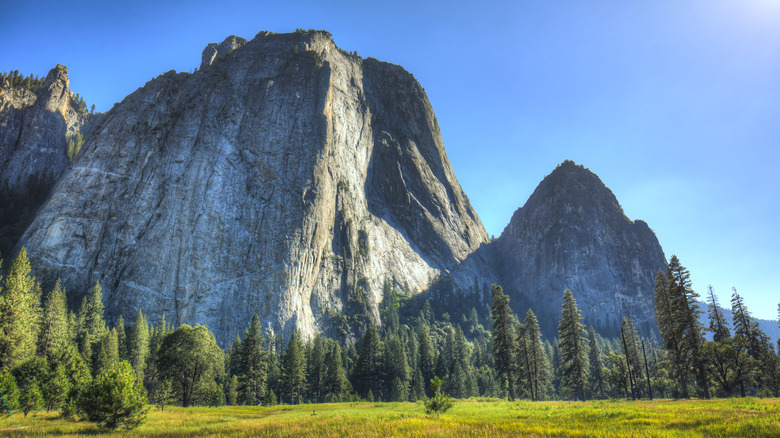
left=281, top=331, right=306, bottom=404
left=587, top=326, right=607, bottom=399
left=157, top=325, right=224, bottom=407
left=78, top=361, right=147, bottom=429
left=352, top=324, right=384, bottom=400
left=239, top=314, right=268, bottom=405
left=154, top=379, right=173, bottom=411
left=322, top=342, right=350, bottom=401
left=490, top=284, right=516, bottom=400
left=558, top=289, right=589, bottom=401
left=525, top=310, right=551, bottom=401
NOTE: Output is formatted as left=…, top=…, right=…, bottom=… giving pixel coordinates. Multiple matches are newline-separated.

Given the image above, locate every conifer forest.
left=0, top=246, right=778, bottom=431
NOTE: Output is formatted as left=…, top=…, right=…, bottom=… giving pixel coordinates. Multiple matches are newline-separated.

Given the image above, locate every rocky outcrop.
left=494, top=161, right=667, bottom=337
left=19, top=31, right=490, bottom=343
left=0, top=65, right=92, bottom=193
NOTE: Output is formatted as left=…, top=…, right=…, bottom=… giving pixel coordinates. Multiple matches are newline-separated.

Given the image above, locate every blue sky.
left=2, top=0, right=778, bottom=320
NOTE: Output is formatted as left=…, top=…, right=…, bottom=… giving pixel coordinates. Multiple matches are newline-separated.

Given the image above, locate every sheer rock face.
left=0, top=65, right=91, bottom=192
left=494, top=161, right=667, bottom=337
left=19, top=32, right=490, bottom=343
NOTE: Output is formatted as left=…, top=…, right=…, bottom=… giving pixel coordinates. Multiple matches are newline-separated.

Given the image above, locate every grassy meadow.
left=0, top=398, right=778, bottom=437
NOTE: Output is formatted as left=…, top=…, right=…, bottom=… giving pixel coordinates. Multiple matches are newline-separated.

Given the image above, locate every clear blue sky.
left=2, top=0, right=778, bottom=320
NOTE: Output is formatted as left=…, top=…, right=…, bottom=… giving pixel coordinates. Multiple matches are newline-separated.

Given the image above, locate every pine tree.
left=417, top=322, right=435, bottom=393
left=654, top=268, right=689, bottom=398
left=706, top=286, right=731, bottom=343
left=323, top=343, right=350, bottom=402
left=620, top=317, right=643, bottom=399
left=587, top=326, right=606, bottom=399
left=77, top=281, right=106, bottom=364
left=240, top=315, right=268, bottom=405
left=38, top=279, right=69, bottom=358
left=490, top=284, right=516, bottom=400
left=0, top=248, right=43, bottom=370
left=525, top=309, right=551, bottom=401
left=384, top=334, right=410, bottom=400
left=116, top=316, right=128, bottom=362
left=352, top=324, right=384, bottom=400
left=558, top=289, right=589, bottom=401
left=668, top=256, right=709, bottom=399
left=703, top=286, right=736, bottom=396
left=281, top=331, right=306, bottom=404
left=128, top=310, right=149, bottom=381
left=306, top=336, right=325, bottom=402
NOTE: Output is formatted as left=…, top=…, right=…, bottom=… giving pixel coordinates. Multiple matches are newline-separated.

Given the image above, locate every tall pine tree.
left=38, top=279, right=69, bottom=358
left=0, top=248, right=42, bottom=370
left=558, top=289, right=589, bottom=401
left=490, top=284, right=516, bottom=400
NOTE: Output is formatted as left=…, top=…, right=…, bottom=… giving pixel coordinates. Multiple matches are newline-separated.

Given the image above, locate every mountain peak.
left=494, top=162, right=666, bottom=337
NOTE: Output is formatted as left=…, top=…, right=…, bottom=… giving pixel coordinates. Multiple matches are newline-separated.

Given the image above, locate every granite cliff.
left=494, top=161, right=667, bottom=337
left=18, top=31, right=490, bottom=343
left=0, top=65, right=93, bottom=192
left=11, top=31, right=671, bottom=343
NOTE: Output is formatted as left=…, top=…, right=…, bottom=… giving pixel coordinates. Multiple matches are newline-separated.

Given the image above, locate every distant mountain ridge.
left=3, top=30, right=750, bottom=344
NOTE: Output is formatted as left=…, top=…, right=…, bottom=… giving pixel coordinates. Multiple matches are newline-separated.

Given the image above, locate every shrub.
left=424, top=376, right=453, bottom=415
left=0, top=371, right=20, bottom=413
left=78, top=361, right=148, bottom=429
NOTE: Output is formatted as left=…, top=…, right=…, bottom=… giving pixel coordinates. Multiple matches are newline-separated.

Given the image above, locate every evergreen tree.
left=38, top=279, right=69, bottom=358
left=654, top=268, right=689, bottom=398
left=77, top=281, right=106, bottom=364
left=490, top=284, right=516, bottom=400
left=411, top=368, right=426, bottom=401
left=706, top=286, right=731, bottom=343
left=322, top=343, right=350, bottom=401
left=417, top=322, right=435, bottom=393
left=384, top=334, right=411, bottom=400
left=668, top=256, right=709, bottom=399
left=352, top=324, right=384, bottom=400
left=558, top=289, right=589, bottom=401
left=0, top=248, right=43, bottom=370
left=225, top=375, right=239, bottom=405
left=116, top=316, right=128, bottom=362
left=620, top=317, right=643, bottom=399
left=128, top=310, right=149, bottom=381
left=281, top=330, right=306, bottom=404
left=525, top=309, right=551, bottom=401
left=587, top=326, right=606, bottom=399
left=143, top=314, right=170, bottom=403
left=239, top=314, right=267, bottom=405
left=306, top=336, right=325, bottom=402
left=78, top=361, right=148, bottom=429
left=703, top=286, right=736, bottom=396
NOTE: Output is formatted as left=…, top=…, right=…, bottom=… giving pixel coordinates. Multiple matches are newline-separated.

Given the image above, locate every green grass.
left=0, top=398, right=778, bottom=437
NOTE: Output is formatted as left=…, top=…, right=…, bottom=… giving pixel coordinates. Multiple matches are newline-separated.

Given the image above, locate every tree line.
left=0, top=248, right=778, bottom=427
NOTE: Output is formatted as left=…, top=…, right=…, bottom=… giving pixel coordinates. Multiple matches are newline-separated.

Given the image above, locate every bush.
left=0, top=371, right=20, bottom=413
left=78, top=361, right=148, bottom=429
left=424, top=376, right=453, bottom=415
